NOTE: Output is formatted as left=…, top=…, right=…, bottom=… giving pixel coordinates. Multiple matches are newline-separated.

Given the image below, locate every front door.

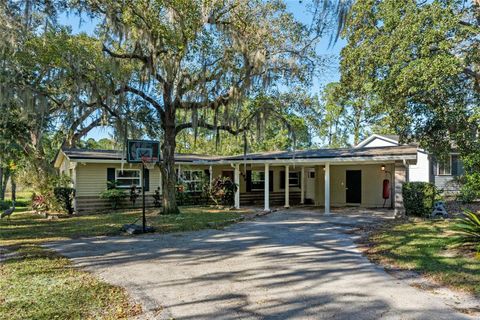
left=306, top=169, right=316, bottom=202
left=346, top=170, right=362, bottom=204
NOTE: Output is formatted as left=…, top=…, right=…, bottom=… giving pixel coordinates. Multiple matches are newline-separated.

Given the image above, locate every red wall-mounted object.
left=382, top=179, right=390, bottom=199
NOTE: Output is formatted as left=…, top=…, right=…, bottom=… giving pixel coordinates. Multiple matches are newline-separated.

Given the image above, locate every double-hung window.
left=281, top=171, right=300, bottom=189
left=288, top=172, right=300, bottom=187
left=437, top=156, right=452, bottom=176
left=115, top=169, right=141, bottom=188
left=251, top=171, right=265, bottom=190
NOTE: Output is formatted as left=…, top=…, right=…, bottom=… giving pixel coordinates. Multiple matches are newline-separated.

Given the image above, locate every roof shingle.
left=62, top=145, right=417, bottom=163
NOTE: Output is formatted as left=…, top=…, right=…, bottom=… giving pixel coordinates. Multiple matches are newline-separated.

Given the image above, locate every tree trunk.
left=1, top=170, right=10, bottom=201
left=161, top=111, right=180, bottom=215
left=11, top=175, right=16, bottom=201
left=0, top=167, right=3, bottom=201
left=353, top=109, right=362, bottom=146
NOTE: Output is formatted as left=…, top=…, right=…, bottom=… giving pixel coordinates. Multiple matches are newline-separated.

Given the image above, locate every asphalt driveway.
left=47, top=209, right=474, bottom=319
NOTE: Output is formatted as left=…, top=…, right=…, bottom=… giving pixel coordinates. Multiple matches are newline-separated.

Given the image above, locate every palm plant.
left=453, top=211, right=480, bottom=251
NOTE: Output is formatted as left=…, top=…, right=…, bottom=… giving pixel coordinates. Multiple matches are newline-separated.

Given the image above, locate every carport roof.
left=221, top=145, right=417, bottom=161
left=57, top=145, right=417, bottom=166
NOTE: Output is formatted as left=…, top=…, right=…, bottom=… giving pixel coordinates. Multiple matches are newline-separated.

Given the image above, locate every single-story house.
left=54, top=135, right=426, bottom=215
left=356, top=134, right=464, bottom=195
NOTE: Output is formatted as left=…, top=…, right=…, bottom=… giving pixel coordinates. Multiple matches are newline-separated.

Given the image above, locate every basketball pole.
left=142, top=161, right=146, bottom=233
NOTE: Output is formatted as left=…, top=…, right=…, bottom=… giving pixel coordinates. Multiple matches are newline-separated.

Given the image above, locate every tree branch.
left=99, top=101, right=121, bottom=119
left=175, top=119, right=248, bottom=136
left=102, top=45, right=149, bottom=64
left=103, top=45, right=166, bottom=84
left=71, top=117, right=103, bottom=145
left=114, top=85, right=165, bottom=120
left=464, top=67, right=480, bottom=80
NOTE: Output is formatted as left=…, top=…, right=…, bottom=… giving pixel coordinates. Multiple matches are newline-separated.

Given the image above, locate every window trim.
left=115, top=169, right=142, bottom=189
left=288, top=171, right=300, bottom=188
left=281, top=171, right=301, bottom=189
left=251, top=170, right=265, bottom=191
left=437, top=155, right=452, bottom=176
left=179, top=169, right=205, bottom=192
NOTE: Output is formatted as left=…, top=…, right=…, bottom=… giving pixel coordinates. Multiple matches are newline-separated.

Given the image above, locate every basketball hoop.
left=141, top=156, right=156, bottom=170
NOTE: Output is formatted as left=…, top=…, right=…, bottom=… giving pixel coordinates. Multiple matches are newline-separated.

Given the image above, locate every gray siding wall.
left=432, top=154, right=464, bottom=194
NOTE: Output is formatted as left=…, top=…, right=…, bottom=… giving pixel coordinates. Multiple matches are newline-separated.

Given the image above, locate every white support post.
left=324, top=163, right=330, bottom=214
left=209, top=165, right=213, bottom=187
left=300, top=166, right=305, bottom=204
left=234, top=164, right=240, bottom=209
left=264, top=163, right=270, bottom=212
left=285, top=165, right=290, bottom=208
left=71, top=163, right=77, bottom=213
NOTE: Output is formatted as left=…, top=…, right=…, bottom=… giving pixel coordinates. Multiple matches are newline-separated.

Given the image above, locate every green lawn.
left=1, top=206, right=254, bottom=320
left=367, top=220, right=480, bottom=295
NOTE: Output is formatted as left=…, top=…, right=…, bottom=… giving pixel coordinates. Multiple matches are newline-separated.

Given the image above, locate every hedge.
left=402, top=182, right=438, bottom=217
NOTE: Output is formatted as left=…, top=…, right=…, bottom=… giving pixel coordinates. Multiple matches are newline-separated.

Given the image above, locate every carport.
left=215, top=145, right=417, bottom=216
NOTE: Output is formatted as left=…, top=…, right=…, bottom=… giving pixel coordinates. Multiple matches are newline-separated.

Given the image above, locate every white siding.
left=408, top=151, right=430, bottom=182
left=361, top=137, right=398, bottom=148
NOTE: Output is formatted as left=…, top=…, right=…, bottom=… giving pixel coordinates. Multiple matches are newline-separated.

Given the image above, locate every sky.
left=60, top=2, right=346, bottom=141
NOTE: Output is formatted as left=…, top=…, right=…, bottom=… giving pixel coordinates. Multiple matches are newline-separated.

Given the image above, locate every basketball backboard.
left=127, top=140, right=160, bottom=163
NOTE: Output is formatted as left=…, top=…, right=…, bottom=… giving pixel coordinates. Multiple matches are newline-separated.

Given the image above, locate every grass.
left=1, top=206, right=254, bottom=245
left=1, top=206, right=254, bottom=319
left=367, top=219, right=480, bottom=295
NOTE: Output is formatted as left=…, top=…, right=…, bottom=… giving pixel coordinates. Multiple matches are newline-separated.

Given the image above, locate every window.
left=116, top=169, right=141, bottom=188
left=288, top=172, right=300, bottom=187
left=179, top=170, right=205, bottom=192
left=251, top=171, right=265, bottom=190
left=280, top=171, right=300, bottom=189
left=309, top=171, right=315, bottom=179
left=438, top=156, right=452, bottom=175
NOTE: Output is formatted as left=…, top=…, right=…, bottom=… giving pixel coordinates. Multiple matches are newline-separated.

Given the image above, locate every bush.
left=453, top=211, right=480, bottom=251
left=54, top=187, right=75, bottom=214
left=458, top=172, right=480, bottom=203
left=129, top=185, right=140, bottom=205
left=100, top=189, right=126, bottom=209
left=175, top=184, right=191, bottom=206
left=209, top=177, right=238, bottom=207
left=31, top=193, right=49, bottom=215
left=402, top=182, right=438, bottom=217
left=0, top=200, right=12, bottom=210
left=152, top=187, right=161, bottom=207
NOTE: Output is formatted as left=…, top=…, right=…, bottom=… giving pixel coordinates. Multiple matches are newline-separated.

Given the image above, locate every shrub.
left=100, top=189, right=126, bottom=209
left=0, top=200, right=11, bottom=210
left=452, top=211, right=480, bottom=251
left=402, top=182, right=438, bottom=217
left=152, top=187, right=161, bottom=207
left=54, top=187, right=75, bottom=214
left=209, top=177, right=238, bottom=207
left=458, top=172, right=480, bottom=203
left=0, top=199, right=29, bottom=210
left=175, top=184, right=191, bottom=206
left=31, top=193, right=49, bottom=215
left=129, top=185, right=140, bottom=205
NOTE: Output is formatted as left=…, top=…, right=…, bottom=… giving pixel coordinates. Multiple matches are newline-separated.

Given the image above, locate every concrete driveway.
left=47, top=209, right=474, bottom=319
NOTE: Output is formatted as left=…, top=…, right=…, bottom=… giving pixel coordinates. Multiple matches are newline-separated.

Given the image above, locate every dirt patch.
left=445, top=200, right=480, bottom=215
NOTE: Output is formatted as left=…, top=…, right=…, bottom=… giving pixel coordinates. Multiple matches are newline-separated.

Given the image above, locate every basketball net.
left=141, top=156, right=156, bottom=170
